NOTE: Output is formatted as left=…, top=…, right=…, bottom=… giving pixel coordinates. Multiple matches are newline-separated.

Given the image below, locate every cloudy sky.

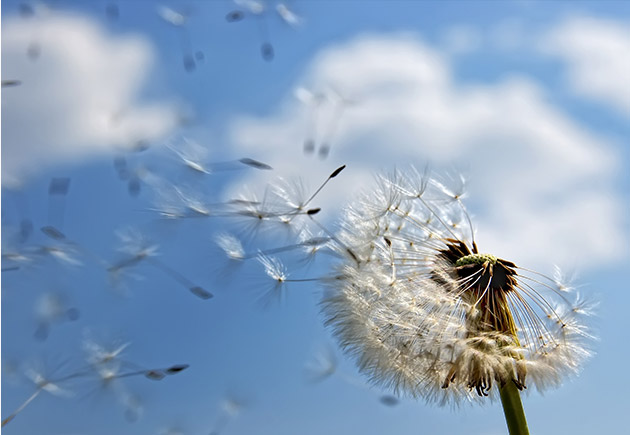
left=2, top=1, right=630, bottom=435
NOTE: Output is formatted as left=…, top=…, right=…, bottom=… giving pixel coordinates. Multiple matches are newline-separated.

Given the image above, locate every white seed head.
left=322, top=168, right=593, bottom=405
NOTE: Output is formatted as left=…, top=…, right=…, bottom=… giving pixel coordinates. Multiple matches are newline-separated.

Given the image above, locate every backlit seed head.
left=322, top=168, right=594, bottom=405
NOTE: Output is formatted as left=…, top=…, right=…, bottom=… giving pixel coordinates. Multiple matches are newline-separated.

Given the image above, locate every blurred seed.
left=34, top=324, right=49, bottom=341
left=48, top=178, right=71, bottom=196
left=183, top=54, right=196, bottom=72
left=145, top=370, right=166, bottom=381
left=19, top=3, right=34, bottom=18
left=20, top=219, right=33, bottom=242
left=66, top=308, right=80, bottom=321
left=225, top=10, right=244, bottom=22
left=125, top=408, right=139, bottom=422
left=379, top=395, right=400, bottom=406
left=27, top=43, right=40, bottom=60
left=105, top=3, right=119, bottom=21
left=165, top=364, right=189, bottom=375
left=239, top=158, right=272, bottom=170
left=41, top=226, right=66, bottom=240
left=128, top=178, right=141, bottom=197
left=318, top=144, right=330, bottom=159
left=190, top=286, right=213, bottom=300
left=158, top=6, right=186, bottom=26
left=276, top=3, right=301, bottom=27
left=2, top=80, right=22, bottom=87
left=303, top=139, right=315, bottom=154
left=113, top=156, right=129, bottom=179
left=132, top=140, right=150, bottom=152
left=261, top=42, right=274, bottom=61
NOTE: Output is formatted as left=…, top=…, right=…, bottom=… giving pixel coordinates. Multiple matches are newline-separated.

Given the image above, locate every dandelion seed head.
left=322, top=167, right=594, bottom=405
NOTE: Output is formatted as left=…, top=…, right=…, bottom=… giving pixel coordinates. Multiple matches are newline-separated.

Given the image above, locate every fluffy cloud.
left=227, top=33, right=627, bottom=271
left=1, top=11, right=179, bottom=186
left=542, top=16, right=630, bottom=117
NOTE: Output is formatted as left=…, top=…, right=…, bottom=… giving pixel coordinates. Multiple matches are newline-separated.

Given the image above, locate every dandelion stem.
left=499, top=381, right=529, bottom=435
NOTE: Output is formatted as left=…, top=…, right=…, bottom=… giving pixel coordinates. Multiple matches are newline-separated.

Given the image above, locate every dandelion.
left=321, top=168, right=594, bottom=434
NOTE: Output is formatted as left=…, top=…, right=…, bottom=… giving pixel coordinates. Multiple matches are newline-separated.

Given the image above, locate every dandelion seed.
left=81, top=336, right=189, bottom=419
left=225, top=10, right=245, bottom=22
left=83, top=337, right=130, bottom=367
left=105, top=3, right=119, bottom=21
left=304, top=343, right=401, bottom=406
left=379, top=395, right=400, bottom=407
left=33, top=292, right=79, bottom=341
left=109, top=228, right=212, bottom=299
left=2, top=226, right=35, bottom=269
left=40, top=225, right=66, bottom=240
left=238, top=158, right=273, bottom=170
left=304, top=345, right=337, bottom=383
left=227, top=187, right=301, bottom=236
left=167, top=137, right=212, bottom=175
left=257, top=254, right=288, bottom=303
left=321, top=167, right=594, bottom=432
left=157, top=6, right=197, bottom=72
left=297, top=230, right=332, bottom=265
left=276, top=3, right=302, bottom=27
left=318, top=89, right=356, bottom=159
left=295, top=87, right=327, bottom=154
left=227, top=0, right=275, bottom=61
left=157, top=6, right=187, bottom=27
left=2, top=79, right=22, bottom=87
left=209, top=394, right=247, bottom=435
left=2, top=361, right=77, bottom=427
left=113, top=155, right=146, bottom=197
left=47, top=177, right=70, bottom=231
left=216, top=233, right=246, bottom=261
left=36, top=242, right=82, bottom=266
left=164, top=364, right=189, bottom=375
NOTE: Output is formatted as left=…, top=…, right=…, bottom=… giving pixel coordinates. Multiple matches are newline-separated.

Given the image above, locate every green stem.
left=499, top=381, right=530, bottom=435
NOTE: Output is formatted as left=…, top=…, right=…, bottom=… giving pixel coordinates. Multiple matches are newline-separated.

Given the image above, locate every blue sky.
left=2, top=1, right=630, bottom=434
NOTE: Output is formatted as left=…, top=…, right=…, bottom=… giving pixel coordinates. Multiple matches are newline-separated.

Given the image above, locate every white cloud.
left=227, top=33, right=627, bottom=271
left=1, top=11, right=179, bottom=186
left=542, top=16, right=630, bottom=117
